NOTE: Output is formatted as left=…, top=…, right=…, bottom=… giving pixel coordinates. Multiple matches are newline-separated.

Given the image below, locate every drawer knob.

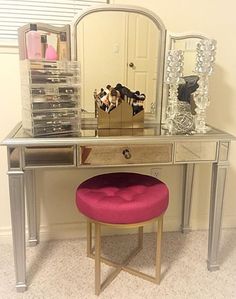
left=122, top=149, right=131, bottom=159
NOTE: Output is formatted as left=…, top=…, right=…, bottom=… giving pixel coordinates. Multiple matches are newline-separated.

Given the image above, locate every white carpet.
left=0, top=229, right=236, bottom=299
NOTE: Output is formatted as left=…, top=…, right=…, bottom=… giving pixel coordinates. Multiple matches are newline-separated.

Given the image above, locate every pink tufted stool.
left=76, top=172, right=169, bottom=295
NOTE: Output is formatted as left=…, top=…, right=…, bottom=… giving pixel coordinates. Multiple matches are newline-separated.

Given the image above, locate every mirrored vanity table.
left=2, top=122, right=234, bottom=292
left=1, top=3, right=235, bottom=292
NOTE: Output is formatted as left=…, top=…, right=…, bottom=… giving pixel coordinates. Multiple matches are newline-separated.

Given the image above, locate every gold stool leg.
left=138, top=226, right=143, bottom=249
left=155, top=215, right=163, bottom=284
left=87, top=221, right=92, bottom=257
left=88, top=215, right=164, bottom=294
left=95, top=223, right=101, bottom=295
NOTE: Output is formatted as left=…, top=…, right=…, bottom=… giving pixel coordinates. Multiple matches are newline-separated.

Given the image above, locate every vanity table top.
left=2, top=122, right=235, bottom=147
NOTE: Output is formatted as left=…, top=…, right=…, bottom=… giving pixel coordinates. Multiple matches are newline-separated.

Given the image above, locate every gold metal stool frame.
left=86, top=214, right=164, bottom=295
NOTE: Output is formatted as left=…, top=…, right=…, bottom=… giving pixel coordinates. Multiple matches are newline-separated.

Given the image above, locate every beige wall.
left=1, top=0, right=236, bottom=242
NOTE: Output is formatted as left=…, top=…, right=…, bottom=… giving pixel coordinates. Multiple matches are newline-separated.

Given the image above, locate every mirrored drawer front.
left=80, top=144, right=173, bottom=166
left=24, top=146, right=75, bottom=167
left=175, top=141, right=217, bottom=162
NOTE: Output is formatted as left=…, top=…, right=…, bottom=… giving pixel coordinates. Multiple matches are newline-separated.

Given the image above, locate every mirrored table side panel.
left=23, top=145, right=77, bottom=168
left=218, top=141, right=230, bottom=162
left=8, top=147, right=23, bottom=170
left=175, top=141, right=218, bottom=163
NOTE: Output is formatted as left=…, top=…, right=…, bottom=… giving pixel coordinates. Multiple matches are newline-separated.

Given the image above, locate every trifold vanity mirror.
left=18, top=4, right=212, bottom=136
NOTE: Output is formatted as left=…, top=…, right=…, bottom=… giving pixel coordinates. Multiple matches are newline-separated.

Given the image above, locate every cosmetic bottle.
left=26, top=24, right=42, bottom=60
left=58, top=32, right=68, bottom=60
left=41, top=35, right=48, bottom=59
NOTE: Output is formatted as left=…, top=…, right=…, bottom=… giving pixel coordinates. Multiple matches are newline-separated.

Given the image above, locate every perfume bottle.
left=58, top=32, right=68, bottom=60
left=26, top=24, right=42, bottom=60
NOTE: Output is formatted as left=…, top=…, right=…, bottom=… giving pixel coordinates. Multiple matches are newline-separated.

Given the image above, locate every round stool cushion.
left=76, top=172, right=169, bottom=224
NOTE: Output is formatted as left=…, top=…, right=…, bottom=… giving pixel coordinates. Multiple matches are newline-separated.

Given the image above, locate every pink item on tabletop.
left=45, top=45, right=58, bottom=60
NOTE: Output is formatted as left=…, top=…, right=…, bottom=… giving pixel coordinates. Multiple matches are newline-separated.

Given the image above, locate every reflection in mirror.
left=162, top=34, right=207, bottom=122
left=73, top=6, right=166, bottom=123
left=169, top=34, right=206, bottom=76
left=8, top=147, right=21, bottom=169
left=18, top=23, right=71, bottom=60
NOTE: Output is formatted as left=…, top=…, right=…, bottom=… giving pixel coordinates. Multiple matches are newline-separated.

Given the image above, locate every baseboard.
left=0, top=226, right=13, bottom=243
left=190, top=215, right=236, bottom=230
left=222, top=215, right=236, bottom=228
left=0, top=223, right=84, bottom=244
left=1, top=216, right=235, bottom=244
left=39, top=222, right=87, bottom=241
left=0, top=219, right=181, bottom=244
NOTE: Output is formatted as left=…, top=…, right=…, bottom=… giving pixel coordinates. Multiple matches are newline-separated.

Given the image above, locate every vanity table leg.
left=181, top=163, right=195, bottom=233
left=207, top=162, right=228, bottom=271
left=8, top=170, right=27, bottom=292
left=25, top=170, right=38, bottom=246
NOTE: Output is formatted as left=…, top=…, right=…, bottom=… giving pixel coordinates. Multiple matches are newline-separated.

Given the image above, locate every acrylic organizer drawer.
left=22, top=109, right=79, bottom=137
left=21, top=86, right=80, bottom=109
left=80, top=143, right=173, bottom=166
left=32, top=122, right=78, bottom=136
left=175, top=141, right=217, bottom=162
left=20, top=60, right=80, bottom=83
left=30, top=99, right=78, bottom=110
left=31, top=108, right=79, bottom=120
left=20, top=65, right=80, bottom=93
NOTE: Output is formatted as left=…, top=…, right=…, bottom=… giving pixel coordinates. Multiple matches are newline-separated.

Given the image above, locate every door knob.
left=129, top=62, right=134, bottom=68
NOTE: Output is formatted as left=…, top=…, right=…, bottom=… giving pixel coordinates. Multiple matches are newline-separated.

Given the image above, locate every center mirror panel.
left=73, top=6, right=166, bottom=123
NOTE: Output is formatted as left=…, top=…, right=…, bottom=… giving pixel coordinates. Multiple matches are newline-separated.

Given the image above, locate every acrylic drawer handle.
left=122, top=149, right=131, bottom=159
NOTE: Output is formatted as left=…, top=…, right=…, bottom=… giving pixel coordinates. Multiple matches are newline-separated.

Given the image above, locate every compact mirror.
left=73, top=5, right=166, bottom=123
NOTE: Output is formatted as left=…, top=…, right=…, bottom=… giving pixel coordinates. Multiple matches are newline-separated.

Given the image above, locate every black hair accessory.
left=178, top=75, right=199, bottom=103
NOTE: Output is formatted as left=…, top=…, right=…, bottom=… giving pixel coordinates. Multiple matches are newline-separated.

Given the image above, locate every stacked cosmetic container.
left=20, top=60, right=81, bottom=137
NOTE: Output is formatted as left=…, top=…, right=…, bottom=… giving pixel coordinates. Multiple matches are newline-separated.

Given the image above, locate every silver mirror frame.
left=162, top=32, right=208, bottom=123
left=71, top=4, right=166, bottom=124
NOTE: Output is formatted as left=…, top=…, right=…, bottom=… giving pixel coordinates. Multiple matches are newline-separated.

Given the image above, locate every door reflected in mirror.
left=75, top=11, right=163, bottom=117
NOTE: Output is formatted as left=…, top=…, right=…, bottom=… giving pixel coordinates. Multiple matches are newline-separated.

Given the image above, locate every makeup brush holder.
left=97, top=101, right=144, bottom=131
